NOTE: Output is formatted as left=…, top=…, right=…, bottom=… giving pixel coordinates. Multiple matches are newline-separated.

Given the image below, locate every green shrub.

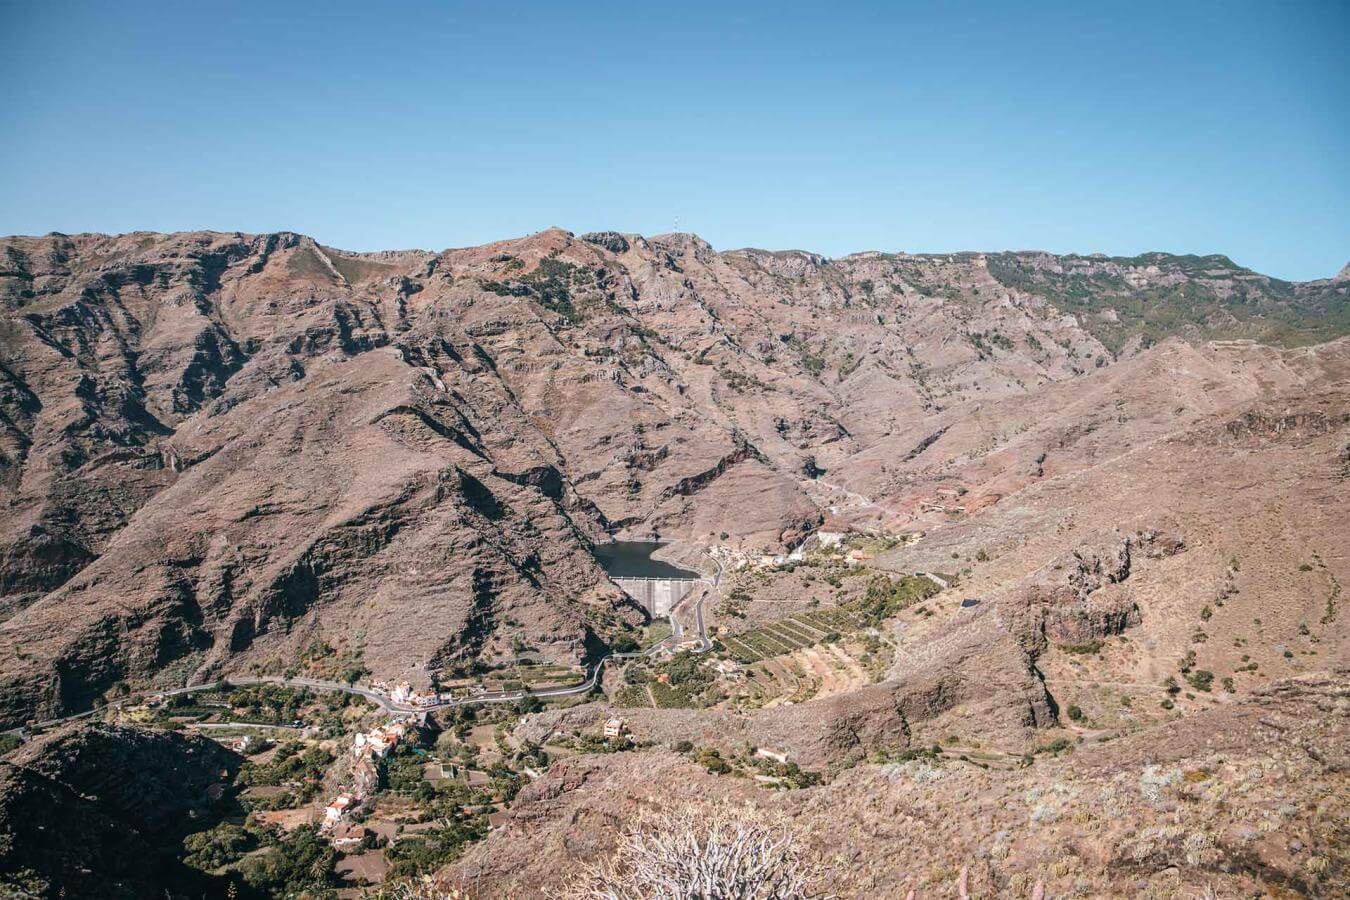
left=385, top=817, right=487, bottom=879
left=1035, top=737, right=1073, bottom=755
left=183, top=823, right=254, bottom=872
left=238, top=742, right=334, bottom=794
left=695, top=747, right=731, bottom=774
left=236, top=826, right=336, bottom=895
left=1060, top=640, right=1104, bottom=655
left=1185, top=670, right=1214, bottom=692
left=859, top=574, right=938, bottom=624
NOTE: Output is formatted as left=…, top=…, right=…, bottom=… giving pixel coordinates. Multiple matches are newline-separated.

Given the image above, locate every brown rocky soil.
left=454, top=672, right=1348, bottom=898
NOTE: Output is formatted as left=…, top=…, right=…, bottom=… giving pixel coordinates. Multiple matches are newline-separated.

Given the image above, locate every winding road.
left=7, top=546, right=723, bottom=737
left=8, top=554, right=948, bottom=740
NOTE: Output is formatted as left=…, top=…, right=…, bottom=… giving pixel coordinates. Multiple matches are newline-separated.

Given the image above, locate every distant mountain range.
left=0, top=227, right=1346, bottom=727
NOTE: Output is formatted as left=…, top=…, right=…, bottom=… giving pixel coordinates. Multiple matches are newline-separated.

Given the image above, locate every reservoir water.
left=592, top=541, right=699, bottom=579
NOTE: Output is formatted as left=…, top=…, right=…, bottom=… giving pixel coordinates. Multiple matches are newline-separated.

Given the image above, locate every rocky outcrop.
left=579, top=231, right=631, bottom=254
left=1222, top=406, right=1350, bottom=443
left=1005, top=529, right=1184, bottom=652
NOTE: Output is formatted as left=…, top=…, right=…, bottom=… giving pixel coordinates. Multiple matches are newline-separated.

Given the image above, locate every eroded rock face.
left=790, top=529, right=1190, bottom=760
left=0, top=228, right=1343, bottom=725
left=1020, top=529, right=1186, bottom=648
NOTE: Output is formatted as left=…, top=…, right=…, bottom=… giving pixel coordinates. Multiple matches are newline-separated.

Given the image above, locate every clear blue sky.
left=1, top=1, right=1346, bottom=280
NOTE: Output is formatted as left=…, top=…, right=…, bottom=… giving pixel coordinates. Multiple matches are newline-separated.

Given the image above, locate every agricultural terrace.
left=717, top=573, right=940, bottom=664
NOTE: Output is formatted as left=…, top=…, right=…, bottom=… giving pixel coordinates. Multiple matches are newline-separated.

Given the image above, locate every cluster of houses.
left=351, top=719, right=410, bottom=759
left=754, top=515, right=884, bottom=568
left=814, top=515, right=882, bottom=565
left=320, top=716, right=414, bottom=837
left=756, top=547, right=806, bottom=567
left=709, top=658, right=745, bottom=681
left=756, top=540, right=873, bottom=568
left=372, top=680, right=439, bottom=708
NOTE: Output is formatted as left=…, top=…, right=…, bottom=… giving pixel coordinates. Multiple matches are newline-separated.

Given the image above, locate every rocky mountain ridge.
left=0, top=227, right=1345, bottom=727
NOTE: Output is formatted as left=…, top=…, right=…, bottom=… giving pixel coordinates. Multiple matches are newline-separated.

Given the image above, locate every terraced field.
left=722, top=642, right=877, bottom=709
left=718, top=607, right=863, bottom=664
left=480, top=663, right=582, bottom=691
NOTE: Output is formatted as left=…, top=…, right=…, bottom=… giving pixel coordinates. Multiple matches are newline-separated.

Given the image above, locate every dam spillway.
left=610, top=576, right=700, bottom=617
left=592, top=541, right=704, bottom=617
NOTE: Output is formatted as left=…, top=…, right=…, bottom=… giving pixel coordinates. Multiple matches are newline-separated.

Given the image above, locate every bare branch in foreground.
left=567, top=800, right=829, bottom=900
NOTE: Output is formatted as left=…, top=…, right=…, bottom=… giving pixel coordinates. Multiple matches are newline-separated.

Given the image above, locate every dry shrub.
left=370, top=877, right=468, bottom=900
left=567, top=800, right=828, bottom=899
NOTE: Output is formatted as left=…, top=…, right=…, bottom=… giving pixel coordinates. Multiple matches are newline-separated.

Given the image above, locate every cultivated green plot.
left=718, top=575, right=939, bottom=663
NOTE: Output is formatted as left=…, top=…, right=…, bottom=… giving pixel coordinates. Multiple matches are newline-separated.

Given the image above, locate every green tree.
left=236, top=826, right=336, bottom=895
left=183, top=823, right=255, bottom=872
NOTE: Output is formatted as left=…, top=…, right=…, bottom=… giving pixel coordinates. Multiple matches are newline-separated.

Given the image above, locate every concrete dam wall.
left=613, top=577, right=700, bottom=617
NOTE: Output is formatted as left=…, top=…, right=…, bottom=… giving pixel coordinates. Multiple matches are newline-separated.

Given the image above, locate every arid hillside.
left=0, top=228, right=1345, bottom=728
left=449, top=672, right=1347, bottom=899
